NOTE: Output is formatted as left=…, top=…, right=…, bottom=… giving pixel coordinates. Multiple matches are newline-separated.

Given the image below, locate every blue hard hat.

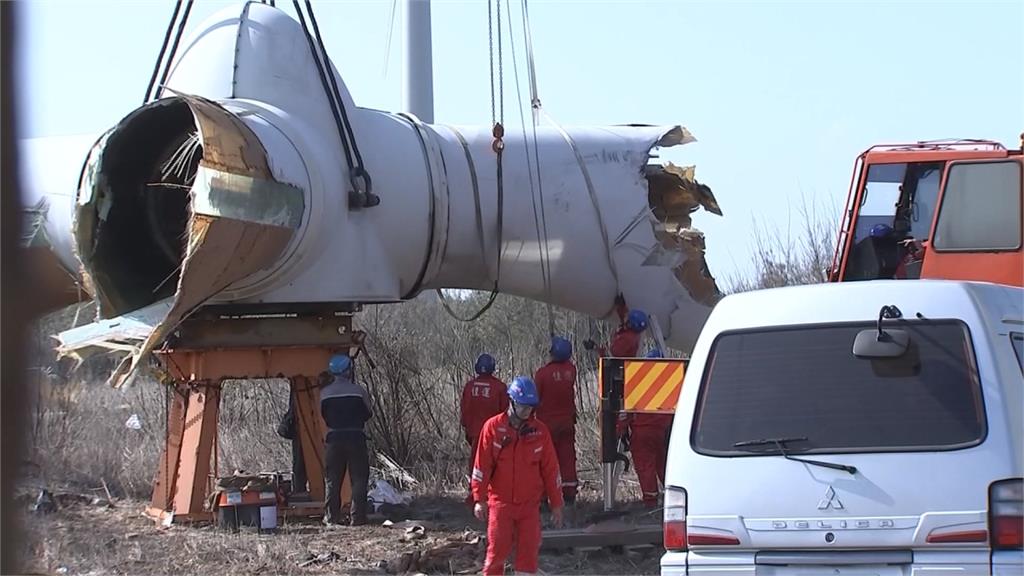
left=475, top=353, right=496, bottom=375
left=646, top=348, right=663, bottom=358
left=627, top=309, right=648, bottom=332
left=508, top=376, right=540, bottom=407
left=549, top=337, right=573, bottom=362
left=328, top=354, right=352, bottom=375
left=870, top=223, right=894, bottom=239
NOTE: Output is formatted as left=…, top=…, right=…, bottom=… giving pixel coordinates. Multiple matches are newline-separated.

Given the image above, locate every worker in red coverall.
left=533, top=336, right=579, bottom=504
left=617, top=349, right=674, bottom=509
left=460, top=353, right=508, bottom=504
left=584, top=293, right=647, bottom=359
left=471, top=376, right=564, bottom=575
left=584, top=297, right=669, bottom=508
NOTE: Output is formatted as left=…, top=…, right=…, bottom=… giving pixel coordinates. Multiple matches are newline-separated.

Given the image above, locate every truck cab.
left=830, top=139, right=1022, bottom=286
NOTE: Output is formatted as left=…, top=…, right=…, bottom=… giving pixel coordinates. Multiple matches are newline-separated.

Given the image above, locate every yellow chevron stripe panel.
left=623, top=359, right=686, bottom=412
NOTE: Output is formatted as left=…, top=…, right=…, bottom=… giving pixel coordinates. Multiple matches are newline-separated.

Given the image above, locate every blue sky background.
left=18, top=0, right=1024, bottom=281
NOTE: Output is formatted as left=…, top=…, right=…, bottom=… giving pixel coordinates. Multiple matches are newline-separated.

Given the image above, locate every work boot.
left=350, top=515, right=368, bottom=526
left=322, top=516, right=344, bottom=529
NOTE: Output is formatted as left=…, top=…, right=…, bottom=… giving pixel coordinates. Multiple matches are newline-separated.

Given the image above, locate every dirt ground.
left=14, top=490, right=662, bottom=575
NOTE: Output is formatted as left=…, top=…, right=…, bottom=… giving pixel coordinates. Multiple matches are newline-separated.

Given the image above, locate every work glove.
left=473, top=502, right=487, bottom=521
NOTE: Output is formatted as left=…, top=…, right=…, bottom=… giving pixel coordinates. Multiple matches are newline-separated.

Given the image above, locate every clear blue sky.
left=18, top=0, right=1024, bottom=282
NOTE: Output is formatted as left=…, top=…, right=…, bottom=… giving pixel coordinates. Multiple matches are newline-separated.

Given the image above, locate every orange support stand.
left=144, top=310, right=361, bottom=525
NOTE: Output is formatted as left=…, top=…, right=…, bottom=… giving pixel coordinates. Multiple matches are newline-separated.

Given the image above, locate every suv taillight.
left=664, top=486, right=687, bottom=551
left=989, top=478, right=1023, bottom=550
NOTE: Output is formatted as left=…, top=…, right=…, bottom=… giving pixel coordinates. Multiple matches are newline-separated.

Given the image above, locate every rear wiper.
left=733, top=437, right=858, bottom=475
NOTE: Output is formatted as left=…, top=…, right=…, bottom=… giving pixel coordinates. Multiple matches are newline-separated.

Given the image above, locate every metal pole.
left=404, top=0, right=434, bottom=123
left=600, top=358, right=623, bottom=511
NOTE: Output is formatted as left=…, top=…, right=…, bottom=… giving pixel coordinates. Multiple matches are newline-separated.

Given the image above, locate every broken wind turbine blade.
left=69, top=94, right=305, bottom=387
left=38, top=2, right=723, bottom=386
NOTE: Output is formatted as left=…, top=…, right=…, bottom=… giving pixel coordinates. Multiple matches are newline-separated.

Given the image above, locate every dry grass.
left=15, top=490, right=660, bottom=576
left=722, top=195, right=838, bottom=293
left=18, top=297, right=659, bottom=575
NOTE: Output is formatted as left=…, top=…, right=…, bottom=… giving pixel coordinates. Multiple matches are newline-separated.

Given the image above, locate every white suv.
left=662, top=280, right=1023, bottom=576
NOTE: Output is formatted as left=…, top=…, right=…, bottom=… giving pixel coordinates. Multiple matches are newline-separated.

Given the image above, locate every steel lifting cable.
left=524, top=0, right=620, bottom=290
left=496, top=0, right=504, bottom=125
left=505, top=0, right=555, bottom=337
left=488, top=0, right=496, bottom=126
left=144, top=0, right=194, bottom=104
left=437, top=1, right=509, bottom=323
left=516, top=0, right=555, bottom=333
left=304, top=0, right=369, bottom=184
left=521, top=0, right=541, bottom=121
left=293, top=0, right=374, bottom=201
left=492, top=0, right=506, bottom=300
left=516, top=0, right=622, bottom=322
left=547, top=108, right=621, bottom=286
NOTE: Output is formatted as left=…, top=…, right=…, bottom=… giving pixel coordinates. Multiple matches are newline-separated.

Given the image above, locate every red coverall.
left=534, top=360, right=579, bottom=502
left=460, top=374, right=509, bottom=464
left=600, top=301, right=668, bottom=507
left=471, top=413, right=563, bottom=575
left=597, top=300, right=642, bottom=359
left=618, top=413, right=673, bottom=508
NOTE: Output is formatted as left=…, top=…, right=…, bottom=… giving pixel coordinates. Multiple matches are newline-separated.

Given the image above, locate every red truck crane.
left=830, top=136, right=1023, bottom=286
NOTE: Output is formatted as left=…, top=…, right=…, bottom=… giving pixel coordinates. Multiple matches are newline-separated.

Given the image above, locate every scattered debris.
left=369, top=479, right=413, bottom=512
left=377, top=453, right=419, bottom=488
left=384, top=531, right=484, bottom=574
left=32, top=489, right=57, bottom=514
left=100, top=478, right=116, bottom=508
left=124, top=413, right=142, bottom=430
left=54, top=492, right=95, bottom=508
left=297, top=550, right=340, bottom=568
left=402, top=525, right=426, bottom=542
left=383, top=519, right=429, bottom=529
left=215, top=471, right=278, bottom=492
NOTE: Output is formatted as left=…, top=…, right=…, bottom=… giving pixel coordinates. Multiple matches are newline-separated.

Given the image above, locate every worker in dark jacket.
left=320, top=354, right=373, bottom=526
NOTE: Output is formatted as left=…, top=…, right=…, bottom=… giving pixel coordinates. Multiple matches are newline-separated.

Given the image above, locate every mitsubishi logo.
left=817, top=486, right=844, bottom=510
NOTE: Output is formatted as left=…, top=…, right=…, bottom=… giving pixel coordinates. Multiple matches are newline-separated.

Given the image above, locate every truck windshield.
left=692, top=320, right=985, bottom=456
left=844, top=162, right=946, bottom=282
left=853, top=163, right=905, bottom=245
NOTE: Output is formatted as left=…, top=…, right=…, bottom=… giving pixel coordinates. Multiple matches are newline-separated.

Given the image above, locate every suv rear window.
left=692, top=320, right=985, bottom=455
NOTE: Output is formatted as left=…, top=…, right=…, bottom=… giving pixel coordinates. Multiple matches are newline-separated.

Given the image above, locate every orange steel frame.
left=144, top=322, right=361, bottom=524
left=830, top=139, right=1023, bottom=286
